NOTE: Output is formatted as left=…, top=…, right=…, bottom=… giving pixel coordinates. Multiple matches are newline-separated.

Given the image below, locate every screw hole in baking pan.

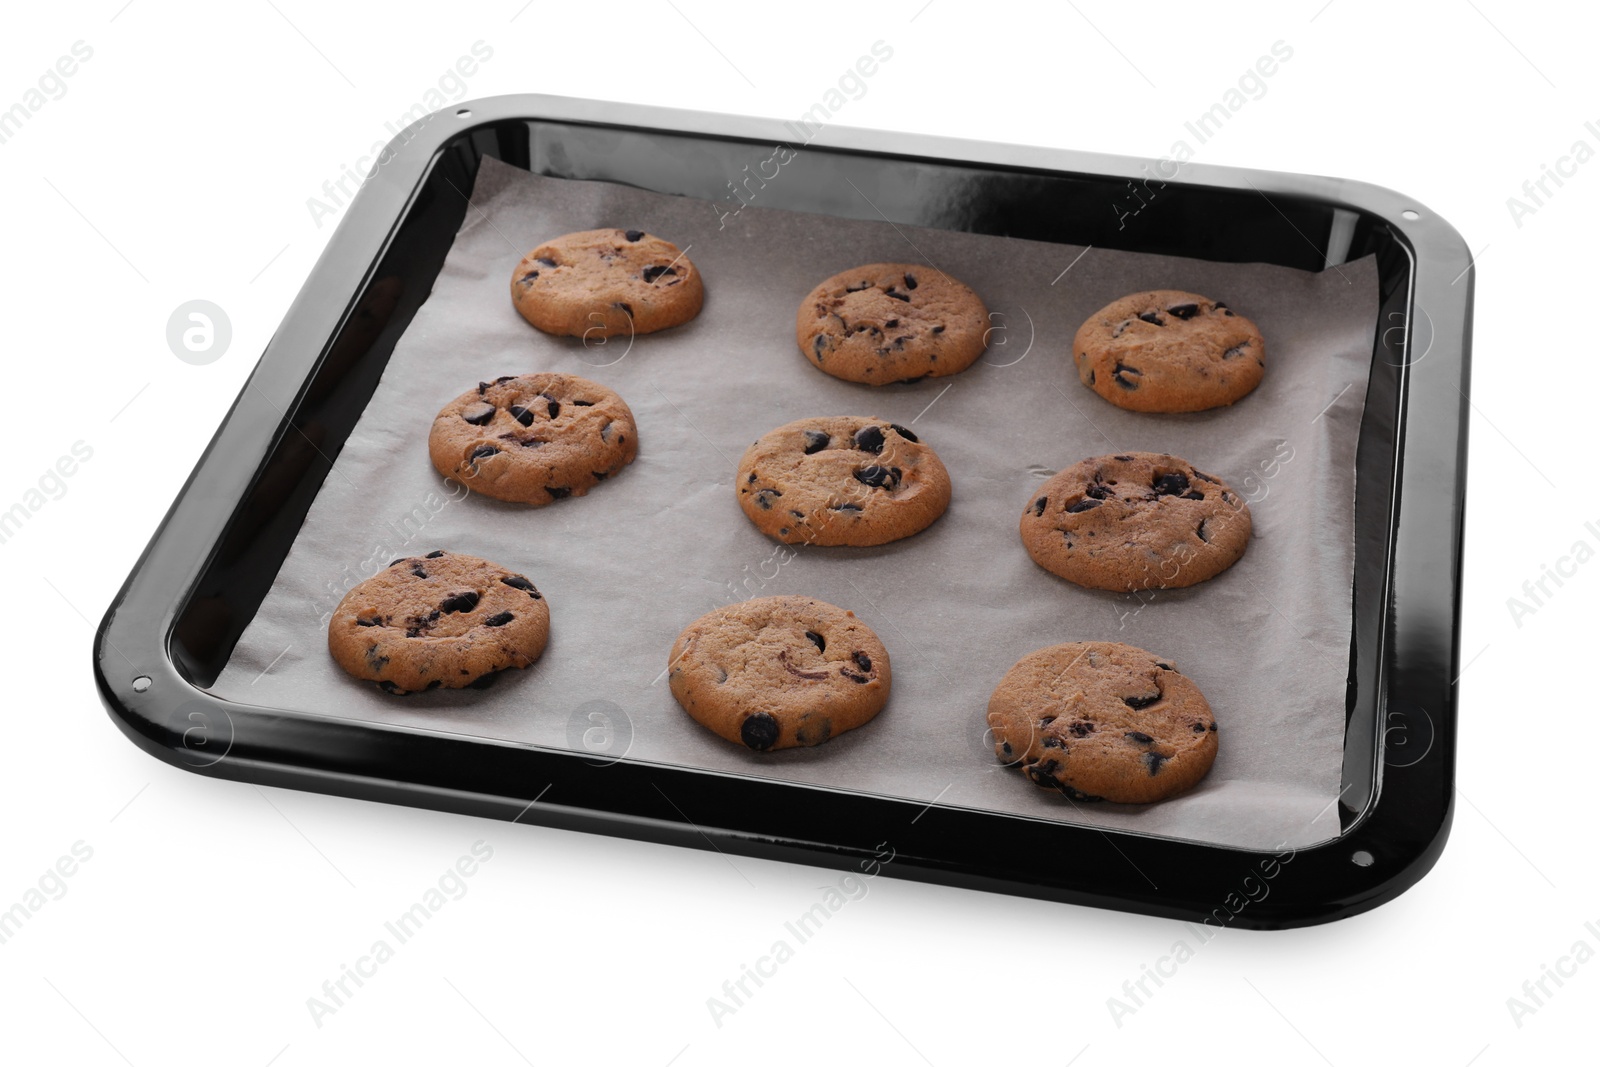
left=132, top=675, right=152, bottom=693
left=1351, top=849, right=1375, bottom=867
left=456, top=108, right=472, bottom=118
left=1401, top=209, right=1420, bottom=220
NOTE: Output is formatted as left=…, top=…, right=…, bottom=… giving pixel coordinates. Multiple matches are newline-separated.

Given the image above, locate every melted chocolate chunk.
left=853, top=651, right=872, bottom=673
left=741, top=712, right=780, bottom=751
left=1144, top=751, right=1170, bottom=775
left=470, top=445, right=501, bottom=462
left=854, top=465, right=899, bottom=489
left=535, top=257, right=557, bottom=268
left=1112, top=362, right=1142, bottom=389
left=500, top=575, right=541, bottom=598
left=1032, top=496, right=1048, bottom=517
left=885, top=289, right=911, bottom=302
left=1167, top=302, right=1200, bottom=320
left=547, top=487, right=571, bottom=499
left=889, top=423, right=918, bottom=442
left=544, top=396, right=560, bottom=419
left=853, top=426, right=886, bottom=453
left=1069, top=721, right=1095, bottom=738
left=1137, top=311, right=1164, bottom=326
left=483, top=611, right=513, bottom=627
left=1126, top=729, right=1156, bottom=742
left=440, top=591, right=480, bottom=614
left=903, top=272, right=918, bottom=289
left=1124, top=695, right=1160, bottom=710
left=1066, top=498, right=1102, bottom=513
left=508, top=404, right=536, bottom=427
left=803, top=429, right=831, bottom=454
left=812, top=334, right=829, bottom=359
left=624, top=229, right=644, bottom=242
left=425, top=550, right=445, bottom=558
left=462, top=402, right=495, bottom=425
left=830, top=502, right=863, bottom=513
left=805, top=631, right=826, bottom=653
left=642, top=265, right=676, bottom=283
left=1153, top=472, right=1190, bottom=496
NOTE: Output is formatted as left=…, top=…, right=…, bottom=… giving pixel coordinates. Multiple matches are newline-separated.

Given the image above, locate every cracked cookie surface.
left=429, top=372, right=637, bottom=506
left=668, top=595, right=891, bottom=751
left=1073, top=289, right=1264, bottom=412
left=736, top=416, right=950, bottom=547
left=1020, top=451, right=1250, bottom=591
left=987, top=641, right=1218, bottom=804
left=327, top=551, right=550, bottom=695
left=511, top=228, right=703, bottom=338
left=796, top=262, right=988, bottom=384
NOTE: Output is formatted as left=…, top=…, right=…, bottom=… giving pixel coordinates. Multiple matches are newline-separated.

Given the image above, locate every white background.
left=1, top=2, right=1593, bottom=1064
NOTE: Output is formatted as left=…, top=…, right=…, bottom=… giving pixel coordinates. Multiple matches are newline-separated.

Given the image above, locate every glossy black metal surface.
left=94, top=94, right=1470, bottom=928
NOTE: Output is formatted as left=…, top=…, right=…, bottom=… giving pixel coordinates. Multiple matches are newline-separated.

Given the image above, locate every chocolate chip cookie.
left=511, top=228, right=704, bottom=338
left=988, top=641, right=1218, bottom=804
left=429, top=373, right=637, bottom=506
left=327, top=551, right=550, bottom=694
left=668, top=595, right=891, bottom=751
left=796, top=263, right=988, bottom=384
left=1020, top=452, right=1250, bottom=591
left=736, top=417, right=950, bottom=547
left=1073, top=290, right=1265, bottom=412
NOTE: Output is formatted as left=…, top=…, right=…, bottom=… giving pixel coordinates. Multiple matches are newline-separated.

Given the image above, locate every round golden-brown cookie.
left=987, top=641, right=1218, bottom=804
left=327, top=551, right=550, bottom=695
left=796, top=263, right=988, bottom=384
left=1020, top=452, right=1250, bottom=592
left=429, top=373, right=637, bottom=506
left=1073, top=290, right=1264, bottom=412
left=668, top=596, right=891, bottom=751
left=736, top=417, right=950, bottom=547
left=511, top=228, right=704, bottom=338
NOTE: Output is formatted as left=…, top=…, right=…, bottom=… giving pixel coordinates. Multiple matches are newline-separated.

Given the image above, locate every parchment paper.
left=214, top=157, right=1378, bottom=850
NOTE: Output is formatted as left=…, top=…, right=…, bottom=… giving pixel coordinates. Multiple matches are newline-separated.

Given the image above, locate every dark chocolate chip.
left=1137, top=311, right=1164, bottom=325
left=889, top=424, right=918, bottom=442
left=903, top=273, right=918, bottom=289
left=1126, top=729, right=1156, bottom=742
left=1033, top=496, right=1048, bottom=517
left=1192, top=722, right=1207, bottom=733
left=470, top=445, right=501, bottom=462
left=389, top=558, right=407, bottom=567
left=755, top=488, right=782, bottom=509
left=741, top=712, right=780, bottom=751
left=830, top=502, right=863, bottom=513
left=1114, top=455, right=1134, bottom=462
left=803, top=429, right=830, bottom=454
left=1209, top=722, right=1218, bottom=731
left=1156, top=662, right=1173, bottom=671
left=853, top=651, right=872, bottom=673
left=1182, top=490, right=1204, bottom=500
left=1069, top=721, right=1095, bottom=738
left=886, top=290, right=910, bottom=302
left=519, top=271, right=539, bottom=283
left=643, top=265, right=676, bottom=283
left=410, top=564, right=428, bottom=579
left=573, top=399, right=594, bottom=406
left=500, top=575, right=540, bottom=598
left=624, top=229, right=644, bottom=242
left=425, top=550, right=445, bottom=558
left=377, top=680, right=404, bottom=694
left=845, top=282, right=871, bottom=293
left=812, top=334, right=829, bottom=359
left=462, top=402, right=495, bottom=426
left=544, top=396, right=560, bottom=419
left=1197, top=519, right=1211, bottom=543
left=440, top=591, right=480, bottom=614
left=1167, top=303, right=1200, bottom=320
left=508, top=404, right=535, bottom=427
left=1153, top=472, right=1190, bottom=496
left=357, top=617, right=379, bottom=627
left=1066, top=498, right=1102, bottom=513
left=536, top=257, right=557, bottom=267
left=931, top=325, right=945, bottom=334
left=853, top=426, right=886, bottom=453
left=1042, top=737, right=1065, bottom=749
left=805, top=631, right=826, bottom=653
left=484, top=611, right=514, bottom=627
left=547, top=487, right=571, bottom=499
left=1124, top=696, right=1159, bottom=711
left=1085, top=483, right=1112, bottom=500
left=854, top=465, right=898, bottom=489
left=1112, top=362, right=1142, bottom=389
left=1144, top=751, right=1170, bottom=775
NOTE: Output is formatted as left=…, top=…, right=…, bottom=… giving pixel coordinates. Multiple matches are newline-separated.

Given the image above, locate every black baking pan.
left=94, top=94, right=1471, bottom=929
